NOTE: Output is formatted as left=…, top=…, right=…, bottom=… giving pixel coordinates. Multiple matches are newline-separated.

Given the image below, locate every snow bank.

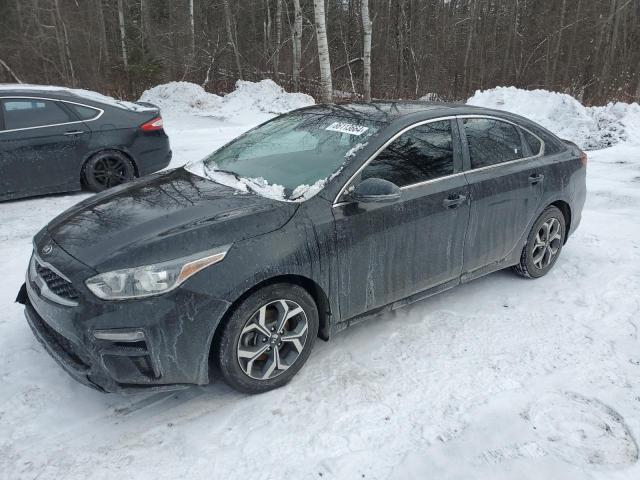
left=218, top=79, right=314, bottom=115
left=139, top=79, right=314, bottom=118
left=467, top=86, right=640, bottom=150
left=138, top=81, right=220, bottom=114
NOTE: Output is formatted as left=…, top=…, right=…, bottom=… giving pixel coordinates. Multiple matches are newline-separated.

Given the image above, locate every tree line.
left=0, top=0, right=638, bottom=105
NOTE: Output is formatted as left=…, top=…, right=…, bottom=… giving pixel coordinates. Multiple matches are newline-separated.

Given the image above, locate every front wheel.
left=513, top=206, right=566, bottom=279
left=215, top=283, right=319, bottom=394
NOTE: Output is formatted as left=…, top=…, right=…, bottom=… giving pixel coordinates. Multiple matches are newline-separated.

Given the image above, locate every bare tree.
left=117, top=0, right=128, bottom=71
left=0, top=58, right=22, bottom=83
left=361, top=0, right=372, bottom=101
left=189, top=0, right=195, bottom=58
left=273, top=0, right=282, bottom=79
left=314, top=0, right=333, bottom=102
left=223, top=0, right=243, bottom=80
left=53, top=0, right=76, bottom=86
left=292, top=0, right=303, bottom=91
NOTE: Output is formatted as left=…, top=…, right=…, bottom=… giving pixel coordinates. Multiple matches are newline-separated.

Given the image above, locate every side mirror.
left=349, top=178, right=401, bottom=204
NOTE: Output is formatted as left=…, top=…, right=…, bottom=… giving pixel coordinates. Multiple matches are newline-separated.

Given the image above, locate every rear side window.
left=66, top=103, right=100, bottom=121
left=522, top=129, right=542, bottom=156
left=464, top=118, right=523, bottom=168
left=2, top=99, right=72, bottom=130
left=361, top=120, right=454, bottom=187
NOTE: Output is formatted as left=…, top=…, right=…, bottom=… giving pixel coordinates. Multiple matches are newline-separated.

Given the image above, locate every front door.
left=333, top=119, right=470, bottom=321
left=459, top=117, right=545, bottom=276
left=0, top=98, right=91, bottom=198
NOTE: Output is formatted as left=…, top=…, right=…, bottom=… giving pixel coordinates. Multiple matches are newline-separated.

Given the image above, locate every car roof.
left=0, top=84, right=156, bottom=112
left=296, top=100, right=528, bottom=125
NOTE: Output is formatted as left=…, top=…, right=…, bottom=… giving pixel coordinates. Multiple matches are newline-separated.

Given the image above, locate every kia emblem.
left=41, top=244, right=53, bottom=256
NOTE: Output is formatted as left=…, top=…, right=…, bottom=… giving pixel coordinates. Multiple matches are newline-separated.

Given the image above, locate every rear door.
left=0, top=97, right=92, bottom=197
left=459, top=116, right=545, bottom=278
left=333, top=119, right=470, bottom=321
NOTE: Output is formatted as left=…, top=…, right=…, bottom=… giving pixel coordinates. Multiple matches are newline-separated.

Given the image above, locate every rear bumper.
left=132, top=134, right=172, bottom=176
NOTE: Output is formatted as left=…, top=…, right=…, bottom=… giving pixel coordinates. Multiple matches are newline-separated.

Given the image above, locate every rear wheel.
left=83, top=150, right=135, bottom=192
left=216, top=283, right=319, bottom=394
left=513, top=206, right=566, bottom=279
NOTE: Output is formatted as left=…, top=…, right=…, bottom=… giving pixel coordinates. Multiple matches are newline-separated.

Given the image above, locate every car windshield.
left=196, top=112, right=384, bottom=201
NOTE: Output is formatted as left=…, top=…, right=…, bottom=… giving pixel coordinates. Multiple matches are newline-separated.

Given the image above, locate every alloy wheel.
left=236, top=299, right=309, bottom=380
left=531, top=217, right=562, bottom=269
left=92, top=156, right=131, bottom=188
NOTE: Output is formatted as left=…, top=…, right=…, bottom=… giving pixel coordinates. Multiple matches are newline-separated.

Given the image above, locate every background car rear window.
left=464, top=118, right=523, bottom=168
left=361, top=120, right=454, bottom=187
left=2, top=99, right=72, bottom=130
left=522, top=129, right=542, bottom=156
left=66, top=103, right=100, bottom=121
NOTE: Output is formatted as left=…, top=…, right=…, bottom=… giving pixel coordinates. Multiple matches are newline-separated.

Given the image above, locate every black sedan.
left=0, top=85, right=171, bottom=201
left=17, top=102, right=586, bottom=394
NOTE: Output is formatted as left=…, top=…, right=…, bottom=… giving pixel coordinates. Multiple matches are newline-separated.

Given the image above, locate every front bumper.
left=19, top=240, right=231, bottom=394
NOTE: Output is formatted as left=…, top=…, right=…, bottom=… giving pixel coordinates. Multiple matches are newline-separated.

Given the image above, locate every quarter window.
left=464, top=118, right=523, bottom=168
left=66, top=103, right=100, bottom=121
left=360, top=120, right=455, bottom=188
left=2, top=99, right=72, bottom=130
left=522, top=129, right=542, bottom=156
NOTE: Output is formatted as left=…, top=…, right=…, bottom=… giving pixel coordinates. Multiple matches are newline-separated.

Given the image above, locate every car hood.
left=46, top=168, right=298, bottom=271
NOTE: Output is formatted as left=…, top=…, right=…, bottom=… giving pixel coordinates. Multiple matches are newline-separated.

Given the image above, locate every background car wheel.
left=513, top=205, right=566, bottom=279
left=216, top=283, right=319, bottom=394
left=83, top=150, right=135, bottom=192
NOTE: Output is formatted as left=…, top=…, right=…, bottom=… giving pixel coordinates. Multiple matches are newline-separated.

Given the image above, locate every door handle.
left=64, top=130, right=85, bottom=136
left=443, top=194, right=467, bottom=209
left=528, top=173, right=544, bottom=184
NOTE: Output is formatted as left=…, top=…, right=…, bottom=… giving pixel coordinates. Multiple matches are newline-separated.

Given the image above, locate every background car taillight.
left=579, top=150, right=588, bottom=167
left=140, top=116, right=164, bottom=132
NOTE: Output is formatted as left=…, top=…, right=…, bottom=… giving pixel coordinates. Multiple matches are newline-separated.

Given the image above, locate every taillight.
left=140, top=116, right=163, bottom=132
left=579, top=150, right=588, bottom=167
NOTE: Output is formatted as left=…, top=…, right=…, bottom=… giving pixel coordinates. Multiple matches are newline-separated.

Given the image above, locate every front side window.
left=199, top=112, right=384, bottom=200
left=464, top=118, right=523, bottom=169
left=2, top=99, right=72, bottom=130
left=360, top=120, right=454, bottom=188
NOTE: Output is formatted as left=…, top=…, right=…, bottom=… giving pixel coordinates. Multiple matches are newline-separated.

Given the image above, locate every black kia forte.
left=0, top=85, right=171, bottom=201
left=17, top=102, right=587, bottom=394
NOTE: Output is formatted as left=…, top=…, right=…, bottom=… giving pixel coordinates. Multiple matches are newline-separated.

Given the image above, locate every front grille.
left=34, top=258, right=80, bottom=302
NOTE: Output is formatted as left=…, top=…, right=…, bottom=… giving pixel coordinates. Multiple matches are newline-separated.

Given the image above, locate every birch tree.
left=117, top=0, right=128, bottom=71
left=313, top=0, right=333, bottom=102
left=292, top=0, right=302, bottom=91
left=189, top=0, right=195, bottom=58
left=361, top=0, right=372, bottom=101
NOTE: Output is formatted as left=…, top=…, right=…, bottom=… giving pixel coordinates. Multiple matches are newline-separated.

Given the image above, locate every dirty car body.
left=16, top=102, right=587, bottom=393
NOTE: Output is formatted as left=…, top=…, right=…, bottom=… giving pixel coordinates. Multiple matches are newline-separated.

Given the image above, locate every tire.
left=216, top=283, right=319, bottom=394
left=513, top=206, right=566, bottom=279
left=83, top=150, right=135, bottom=192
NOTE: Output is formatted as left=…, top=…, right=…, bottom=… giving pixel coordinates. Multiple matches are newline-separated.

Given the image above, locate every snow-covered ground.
left=1, top=84, right=640, bottom=479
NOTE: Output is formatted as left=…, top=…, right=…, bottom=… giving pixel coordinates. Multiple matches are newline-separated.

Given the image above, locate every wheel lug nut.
left=267, top=347, right=271, bottom=351
left=262, top=337, right=267, bottom=342
left=271, top=327, right=275, bottom=332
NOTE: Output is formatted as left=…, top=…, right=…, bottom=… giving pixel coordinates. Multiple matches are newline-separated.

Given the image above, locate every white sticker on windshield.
left=326, top=122, right=369, bottom=136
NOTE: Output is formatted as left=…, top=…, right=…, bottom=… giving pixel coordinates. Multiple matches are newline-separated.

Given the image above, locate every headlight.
left=85, top=244, right=231, bottom=300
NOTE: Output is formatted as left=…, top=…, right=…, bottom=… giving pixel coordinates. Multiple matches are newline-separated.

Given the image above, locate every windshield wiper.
left=205, top=167, right=259, bottom=195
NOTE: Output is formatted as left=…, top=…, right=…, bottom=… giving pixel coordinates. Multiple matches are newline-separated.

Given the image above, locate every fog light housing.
left=93, top=329, right=145, bottom=342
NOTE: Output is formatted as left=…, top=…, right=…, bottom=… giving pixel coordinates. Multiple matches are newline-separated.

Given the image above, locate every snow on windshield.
left=0, top=84, right=156, bottom=112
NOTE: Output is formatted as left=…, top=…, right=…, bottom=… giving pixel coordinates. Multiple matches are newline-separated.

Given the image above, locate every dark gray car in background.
left=16, top=102, right=587, bottom=394
left=0, top=85, right=171, bottom=201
